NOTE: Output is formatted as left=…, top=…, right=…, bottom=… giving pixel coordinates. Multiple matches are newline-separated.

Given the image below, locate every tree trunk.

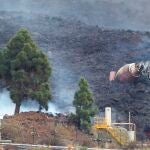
left=38, top=105, right=42, bottom=112
left=14, top=104, right=20, bottom=115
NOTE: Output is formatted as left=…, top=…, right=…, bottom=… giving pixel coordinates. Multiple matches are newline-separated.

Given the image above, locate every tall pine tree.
left=0, top=29, right=51, bottom=114
left=73, top=77, right=98, bottom=131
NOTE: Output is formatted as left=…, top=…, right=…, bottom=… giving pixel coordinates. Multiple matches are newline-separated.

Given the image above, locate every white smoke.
left=139, top=61, right=150, bottom=78
left=1, top=0, right=150, bottom=31
left=0, top=90, right=69, bottom=117
left=50, top=51, right=76, bottom=114
left=21, top=100, right=61, bottom=114
left=0, top=89, right=15, bottom=117
left=0, top=88, right=75, bottom=117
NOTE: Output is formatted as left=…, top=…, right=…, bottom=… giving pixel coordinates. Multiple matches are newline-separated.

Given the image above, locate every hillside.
left=2, top=112, right=96, bottom=147
left=0, top=11, right=150, bottom=139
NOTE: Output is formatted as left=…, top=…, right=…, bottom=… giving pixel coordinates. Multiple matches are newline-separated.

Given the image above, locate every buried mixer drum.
left=115, top=63, right=141, bottom=82
left=109, top=63, right=142, bottom=82
left=109, top=61, right=150, bottom=82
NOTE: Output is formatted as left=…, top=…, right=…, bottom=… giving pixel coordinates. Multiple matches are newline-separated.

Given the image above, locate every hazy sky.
left=0, top=0, right=150, bottom=31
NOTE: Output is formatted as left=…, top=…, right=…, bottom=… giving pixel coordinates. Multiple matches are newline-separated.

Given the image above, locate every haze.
left=0, top=0, right=150, bottom=31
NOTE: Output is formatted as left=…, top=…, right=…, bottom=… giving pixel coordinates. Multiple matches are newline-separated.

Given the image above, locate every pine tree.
left=0, top=29, right=51, bottom=114
left=73, top=77, right=98, bottom=131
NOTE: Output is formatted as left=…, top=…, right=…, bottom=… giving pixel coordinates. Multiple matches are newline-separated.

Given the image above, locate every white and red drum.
left=109, top=63, right=141, bottom=82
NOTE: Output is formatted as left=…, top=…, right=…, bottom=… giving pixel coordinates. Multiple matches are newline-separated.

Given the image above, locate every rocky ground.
left=0, top=11, right=150, bottom=140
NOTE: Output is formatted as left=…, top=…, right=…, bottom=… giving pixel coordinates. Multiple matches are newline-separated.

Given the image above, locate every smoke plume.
left=0, top=88, right=70, bottom=117
left=49, top=51, right=76, bottom=114
left=0, top=0, right=150, bottom=31
left=0, top=89, right=15, bottom=117
left=139, top=61, right=150, bottom=78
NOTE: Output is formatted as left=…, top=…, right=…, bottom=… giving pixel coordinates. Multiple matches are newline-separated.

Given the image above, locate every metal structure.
left=92, top=107, right=136, bottom=146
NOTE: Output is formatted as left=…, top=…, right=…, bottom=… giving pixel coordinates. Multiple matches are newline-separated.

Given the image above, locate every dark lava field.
left=0, top=10, right=150, bottom=139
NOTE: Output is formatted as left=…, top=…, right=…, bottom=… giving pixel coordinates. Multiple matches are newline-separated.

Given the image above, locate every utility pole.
left=31, top=126, right=37, bottom=144
left=75, top=126, right=78, bottom=144
left=129, top=112, right=131, bottom=131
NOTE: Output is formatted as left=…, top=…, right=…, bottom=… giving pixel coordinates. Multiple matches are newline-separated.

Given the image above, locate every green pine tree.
left=73, top=77, right=98, bottom=131
left=0, top=29, right=51, bottom=114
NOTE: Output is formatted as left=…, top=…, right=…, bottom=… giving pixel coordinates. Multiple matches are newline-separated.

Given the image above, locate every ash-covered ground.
left=0, top=9, right=150, bottom=140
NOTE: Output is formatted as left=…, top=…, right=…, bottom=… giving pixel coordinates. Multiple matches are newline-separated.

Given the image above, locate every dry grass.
left=1, top=112, right=96, bottom=147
